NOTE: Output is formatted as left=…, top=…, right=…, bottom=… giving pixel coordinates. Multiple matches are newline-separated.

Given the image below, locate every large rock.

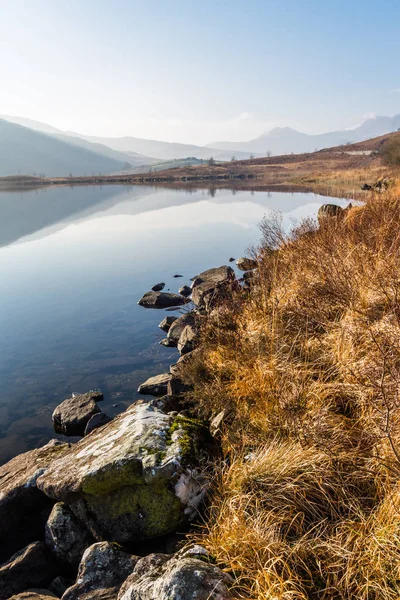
left=62, top=542, right=138, bottom=600
left=191, top=266, right=236, bottom=310
left=36, top=403, right=210, bottom=544
left=151, top=283, right=165, bottom=292
left=0, top=440, right=69, bottom=563
left=45, top=502, right=94, bottom=566
left=177, top=324, right=198, bottom=355
left=158, top=316, right=177, bottom=333
left=317, top=203, right=344, bottom=224
left=178, top=285, right=192, bottom=297
left=8, top=592, right=57, bottom=600
left=167, top=313, right=197, bottom=346
left=118, top=545, right=232, bottom=600
left=52, top=391, right=103, bottom=436
left=138, top=292, right=190, bottom=309
left=137, top=373, right=172, bottom=397
left=0, top=542, right=57, bottom=599
left=236, top=256, right=258, bottom=271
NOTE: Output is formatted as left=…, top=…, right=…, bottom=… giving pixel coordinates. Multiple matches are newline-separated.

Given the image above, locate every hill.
left=64, top=131, right=256, bottom=162
left=0, top=119, right=135, bottom=177
left=208, top=114, right=400, bottom=155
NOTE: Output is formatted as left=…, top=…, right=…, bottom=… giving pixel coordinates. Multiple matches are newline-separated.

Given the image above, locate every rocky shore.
left=0, top=257, right=257, bottom=599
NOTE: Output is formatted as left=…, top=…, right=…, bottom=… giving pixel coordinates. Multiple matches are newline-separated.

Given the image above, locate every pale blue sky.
left=1, top=0, right=399, bottom=143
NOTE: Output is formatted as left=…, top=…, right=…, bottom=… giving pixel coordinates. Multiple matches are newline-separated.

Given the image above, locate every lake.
left=0, top=184, right=350, bottom=464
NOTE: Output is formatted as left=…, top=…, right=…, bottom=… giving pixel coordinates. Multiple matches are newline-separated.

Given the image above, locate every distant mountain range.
left=1, top=113, right=400, bottom=177
left=62, top=131, right=255, bottom=162
left=207, top=114, right=400, bottom=155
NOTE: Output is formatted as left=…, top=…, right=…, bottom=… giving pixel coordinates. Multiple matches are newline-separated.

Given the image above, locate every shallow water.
left=0, top=185, right=350, bottom=464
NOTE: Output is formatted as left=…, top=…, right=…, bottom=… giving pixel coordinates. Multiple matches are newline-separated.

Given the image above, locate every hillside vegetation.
left=178, top=183, right=400, bottom=599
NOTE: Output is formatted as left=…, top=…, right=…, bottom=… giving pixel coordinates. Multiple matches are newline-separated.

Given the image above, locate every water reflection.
left=0, top=185, right=349, bottom=463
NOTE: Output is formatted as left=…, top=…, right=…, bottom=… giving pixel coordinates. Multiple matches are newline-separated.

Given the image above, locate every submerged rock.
left=52, top=391, right=103, bottom=437
left=138, top=292, right=190, bottom=309
left=0, top=440, right=69, bottom=564
left=159, top=337, right=176, bottom=347
left=137, top=373, right=172, bottom=396
left=191, top=266, right=237, bottom=310
left=45, top=502, right=94, bottom=566
left=158, top=316, right=177, bottom=333
left=236, top=256, right=258, bottom=271
left=62, top=542, right=138, bottom=600
left=0, top=542, right=57, bottom=598
left=36, top=403, right=210, bottom=544
left=84, top=412, right=113, bottom=436
left=151, top=282, right=166, bottom=292
left=118, top=545, right=232, bottom=600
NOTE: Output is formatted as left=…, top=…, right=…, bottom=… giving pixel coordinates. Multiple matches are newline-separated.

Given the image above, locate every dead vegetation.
left=181, top=185, right=400, bottom=598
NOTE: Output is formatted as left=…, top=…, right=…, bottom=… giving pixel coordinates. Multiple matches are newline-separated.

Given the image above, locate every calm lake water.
left=0, top=185, right=349, bottom=464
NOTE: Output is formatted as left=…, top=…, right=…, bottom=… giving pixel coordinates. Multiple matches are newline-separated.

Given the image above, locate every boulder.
left=167, top=378, right=192, bottom=396
left=167, top=313, right=197, bottom=346
left=178, top=285, right=192, bottom=297
left=169, top=349, right=200, bottom=377
left=49, top=577, right=74, bottom=597
left=177, top=324, right=198, bottom=355
left=0, top=440, right=69, bottom=563
left=159, top=338, right=176, bottom=347
left=84, top=413, right=113, bottom=436
left=45, top=502, right=94, bottom=566
left=62, top=542, right=138, bottom=600
left=236, top=257, right=258, bottom=271
left=52, top=391, right=103, bottom=437
left=137, top=373, right=172, bottom=397
left=151, top=283, right=165, bottom=292
left=0, top=542, right=58, bottom=599
left=138, top=292, right=190, bottom=309
left=158, top=316, right=177, bottom=333
left=191, top=266, right=236, bottom=310
left=118, top=545, right=232, bottom=600
left=317, top=203, right=344, bottom=224
left=8, top=592, right=57, bottom=600
left=36, top=403, right=210, bottom=544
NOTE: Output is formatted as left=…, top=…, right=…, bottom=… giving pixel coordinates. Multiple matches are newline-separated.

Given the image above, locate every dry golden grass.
left=183, top=184, right=400, bottom=598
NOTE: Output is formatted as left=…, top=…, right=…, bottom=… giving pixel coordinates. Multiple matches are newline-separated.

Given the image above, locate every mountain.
left=64, top=132, right=256, bottom=162
left=207, top=114, right=400, bottom=155
left=0, top=119, right=136, bottom=177
left=0, top=114, right=63, bottom=135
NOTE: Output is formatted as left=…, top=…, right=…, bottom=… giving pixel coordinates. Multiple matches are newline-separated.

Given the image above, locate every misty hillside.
left=0, top=119, right=134, bottom=177
left=208, top=114, right=400, bottom=155
left=65, top=132, right=256, bottom=162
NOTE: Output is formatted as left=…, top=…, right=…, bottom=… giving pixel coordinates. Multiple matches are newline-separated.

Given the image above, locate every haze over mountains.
left=208, top=114, right=400, bottom=155
left=1, top=113, right=400, bottom=177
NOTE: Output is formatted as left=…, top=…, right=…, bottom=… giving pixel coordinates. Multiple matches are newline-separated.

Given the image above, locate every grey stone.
left=167, top=378, right=192, bottom=396
left=84, top=412, right=113, bottom=436
left=0, top=542, right=57, bottom=598
left=151, top=283, right=165, bottom=292
left=45, top=502, right=93, bottom=566
left=37, top=403, right=210, bottom=544
left=159, top=338, right=176, bottom=347
left=178, top=285, right=192, bottom=297
left=118, top=545, right=232, bottom=600
left=52, top=391, right=103, bottom=437
left=177, top=325, right=198, bottom=355
left=138, top=292, right=190, bottom=309
left=62, top=542, right=138, bottom=600
left=191, top=266, right=236, bottom=310
left=49, top=576, right=74, bottom=597
left=167, top=313, right=196, bottom=346
left=0, top=440, right=69, bottom=564
left=236, top=257, right=258, bottom=271
left=158, top=316, right=177, bottom=333
left=137, top=373, right=172, bottom=397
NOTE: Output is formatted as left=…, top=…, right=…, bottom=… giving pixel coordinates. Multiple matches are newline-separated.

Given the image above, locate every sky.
left=1, top=0, right=399, bottom=145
